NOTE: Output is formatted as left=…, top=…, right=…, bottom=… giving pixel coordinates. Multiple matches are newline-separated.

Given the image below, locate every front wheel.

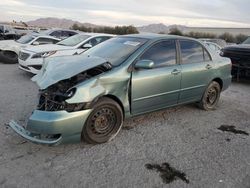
left=82, top=97, right=123, bottom=144
left=198, top=81, right=221, bottom=111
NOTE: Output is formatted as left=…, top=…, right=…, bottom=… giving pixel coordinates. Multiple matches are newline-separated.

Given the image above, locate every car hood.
left=25, top=44, right=75, bottom=53
left=0, top=40, right=22, bottom=49
left=32, top=55, right=109, bottom=90
left=223, top=44, right=250, bottom=52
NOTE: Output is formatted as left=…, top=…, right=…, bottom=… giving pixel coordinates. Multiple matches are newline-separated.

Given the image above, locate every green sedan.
left=9, top=34, right=232, bottom=145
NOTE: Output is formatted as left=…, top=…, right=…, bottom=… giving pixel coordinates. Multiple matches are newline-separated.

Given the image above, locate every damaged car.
left=9, top=34, right=232, bottom=145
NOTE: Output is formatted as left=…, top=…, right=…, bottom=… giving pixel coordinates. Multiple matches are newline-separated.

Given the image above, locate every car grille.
left=19, top=64, right=30, bottom=71
left=28, top=65, right=42, bottom=70
left=19, top=52, right=30, bottom=61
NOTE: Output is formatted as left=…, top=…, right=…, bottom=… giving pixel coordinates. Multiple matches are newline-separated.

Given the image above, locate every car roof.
left=120, top=33, right=196, bottom=41
left=42, top=28, right=82, bottom=35
left=77, top=32, right=115, bottom=37
left=28, top=33, right=61, bottom=40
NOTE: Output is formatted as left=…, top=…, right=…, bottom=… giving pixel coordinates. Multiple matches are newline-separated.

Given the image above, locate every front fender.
left=66, top=68, right=131, bottom=117
left=66, top=78, right=106, bottom=104
left=0, top=45, right=20, bottom=55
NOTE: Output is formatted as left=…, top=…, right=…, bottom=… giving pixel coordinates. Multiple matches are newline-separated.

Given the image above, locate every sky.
left=0, top=0, right=250, bottom=27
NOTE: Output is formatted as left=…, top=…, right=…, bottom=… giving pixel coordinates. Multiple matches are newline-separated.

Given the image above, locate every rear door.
left=178, top=40, right=214, bottom=103
left=131, top=40, right=182, bottom=115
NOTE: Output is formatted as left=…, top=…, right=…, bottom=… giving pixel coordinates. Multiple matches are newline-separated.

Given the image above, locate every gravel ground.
left=0, top=64, right=249, bottom=188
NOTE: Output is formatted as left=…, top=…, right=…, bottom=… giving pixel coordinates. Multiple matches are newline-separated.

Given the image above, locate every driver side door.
left=131, top=40, right=182, bottom=115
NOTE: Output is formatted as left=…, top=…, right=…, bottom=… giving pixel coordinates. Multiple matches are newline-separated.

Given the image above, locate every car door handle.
left=206, top=64, right=213, bottom=69
left=171, top=69, right=181, bottom=75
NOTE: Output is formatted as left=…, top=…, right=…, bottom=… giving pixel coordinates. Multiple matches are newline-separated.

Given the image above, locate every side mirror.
left=5, top=30, right=9, bottom=33
left=32, top=41, right=39, bottom=46
left=82, top=43, right=92, bottom=49
left=134, top=60, right=155, bottom=69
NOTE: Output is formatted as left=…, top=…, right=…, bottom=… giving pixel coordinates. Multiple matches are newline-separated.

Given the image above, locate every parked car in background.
left=220, top=36, right=250, bottom=80
left=10, top=34, right=232, bottom=145
left=13, top=26, right=35, bottom=37
left=0, top=24, right=19, bottom=40
left=41, top=28, right=80, bottom=40
left=19, top=33, right=114, bottom=74
left=0, top=33, right=60, bottom=64
left=200, top=38, right=227, bottom=48
left=203, top=41, right=222, bottom=54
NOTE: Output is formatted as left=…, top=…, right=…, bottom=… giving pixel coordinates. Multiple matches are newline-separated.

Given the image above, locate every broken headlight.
left=65, top=88, right=76, bottom=99
left=32, top=51, right=57, bottom=58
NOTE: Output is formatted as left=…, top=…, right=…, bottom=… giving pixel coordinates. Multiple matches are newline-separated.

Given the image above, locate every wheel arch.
left=91, top=94, right=125, bottom=117
left=212, top=77, right=223, bottom=89
left=2, top=50, right=18, bottom=56
left=102, top=94, right=125, bottom=117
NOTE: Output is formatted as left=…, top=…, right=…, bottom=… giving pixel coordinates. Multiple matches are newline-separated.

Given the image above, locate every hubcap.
left=207, top=87, right=217, bottom=105
left=90, top=107, right=116, bottom=136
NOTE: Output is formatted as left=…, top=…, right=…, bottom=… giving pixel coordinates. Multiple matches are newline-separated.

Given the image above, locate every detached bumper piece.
left=9, top=120, right=62, bottom=145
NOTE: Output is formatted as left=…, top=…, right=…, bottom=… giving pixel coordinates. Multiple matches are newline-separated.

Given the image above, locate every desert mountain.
left=26, top=17, right=99, bottom=29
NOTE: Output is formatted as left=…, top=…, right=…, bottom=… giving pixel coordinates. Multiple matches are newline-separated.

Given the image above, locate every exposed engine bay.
left=37, top=62, right=112, bottom=112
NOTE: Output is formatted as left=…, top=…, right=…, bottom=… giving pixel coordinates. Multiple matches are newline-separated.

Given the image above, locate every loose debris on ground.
left=145, top=163, right=189, bottom=184
left=218, top=125, right=249, bottom=136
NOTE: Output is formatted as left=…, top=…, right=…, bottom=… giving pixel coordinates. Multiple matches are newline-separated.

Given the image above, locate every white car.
left=19, top=33, right=114, bottom=74
left=0, top=34, right=60, bottom=64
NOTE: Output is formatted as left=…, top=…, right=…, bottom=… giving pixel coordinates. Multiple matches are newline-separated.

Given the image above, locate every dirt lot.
left=0, top=64, right=249, bottom=188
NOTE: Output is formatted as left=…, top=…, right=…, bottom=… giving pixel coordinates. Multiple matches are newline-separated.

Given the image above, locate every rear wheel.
left=82, top=97, right=123, bottom=144
left=1, top=51, right=18, bottom=64
left=198, top=81, right=221, bottom=111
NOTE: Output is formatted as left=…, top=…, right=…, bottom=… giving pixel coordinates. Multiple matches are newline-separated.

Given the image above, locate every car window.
left=140, top=40, right=176, bottom=68
left=180, top=40, right=206, bottom=64
left=34, top=37, right=58, bottom=45
left=50, top=31, right=62, bottom=38
left=215, top=45, right=220, bottom=51
left=16, top=35, right=35, bottom=44
left=209, top=43, right=220, bottom=51
left=57, top=34, right=90, bottom=46
left=243, top=37, right=250, bottom=44
left=85, top=37, right=110, bottom=47
left=85, top=37, right=148, bottom=66
left=69, top=31, right=77, bottom=37
left=62, top=31, right=77, bottom=37
left=207, top=43, right=215, bottom=51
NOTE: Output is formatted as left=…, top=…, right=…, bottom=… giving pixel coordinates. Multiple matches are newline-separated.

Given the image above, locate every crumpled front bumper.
left=9, top=109, right=92, bottom=145
left=9, top=120, right=62, bottom=145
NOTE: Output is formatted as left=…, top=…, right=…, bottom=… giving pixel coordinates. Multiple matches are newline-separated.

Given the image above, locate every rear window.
left=16, top=35, right=35, bottom=44
left=180, top=40, right=210, bottom=64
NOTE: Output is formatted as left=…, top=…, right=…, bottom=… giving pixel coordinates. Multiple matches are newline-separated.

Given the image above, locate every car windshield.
left=16, top=35, right=35, bottom=44
left=242, top=37, right=250, bottom=44
left=57, top=34, right=90, bottom=46
left=0, top=25, right=4, bottom=33
left=85, top=37, right=148, bottom=66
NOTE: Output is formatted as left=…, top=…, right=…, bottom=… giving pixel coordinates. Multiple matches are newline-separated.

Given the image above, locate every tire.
left=82, top=97, right=123, bottom=144
left=1, top=51, right=18, bottom=64
left=198, top=81, right=221, bottom=111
